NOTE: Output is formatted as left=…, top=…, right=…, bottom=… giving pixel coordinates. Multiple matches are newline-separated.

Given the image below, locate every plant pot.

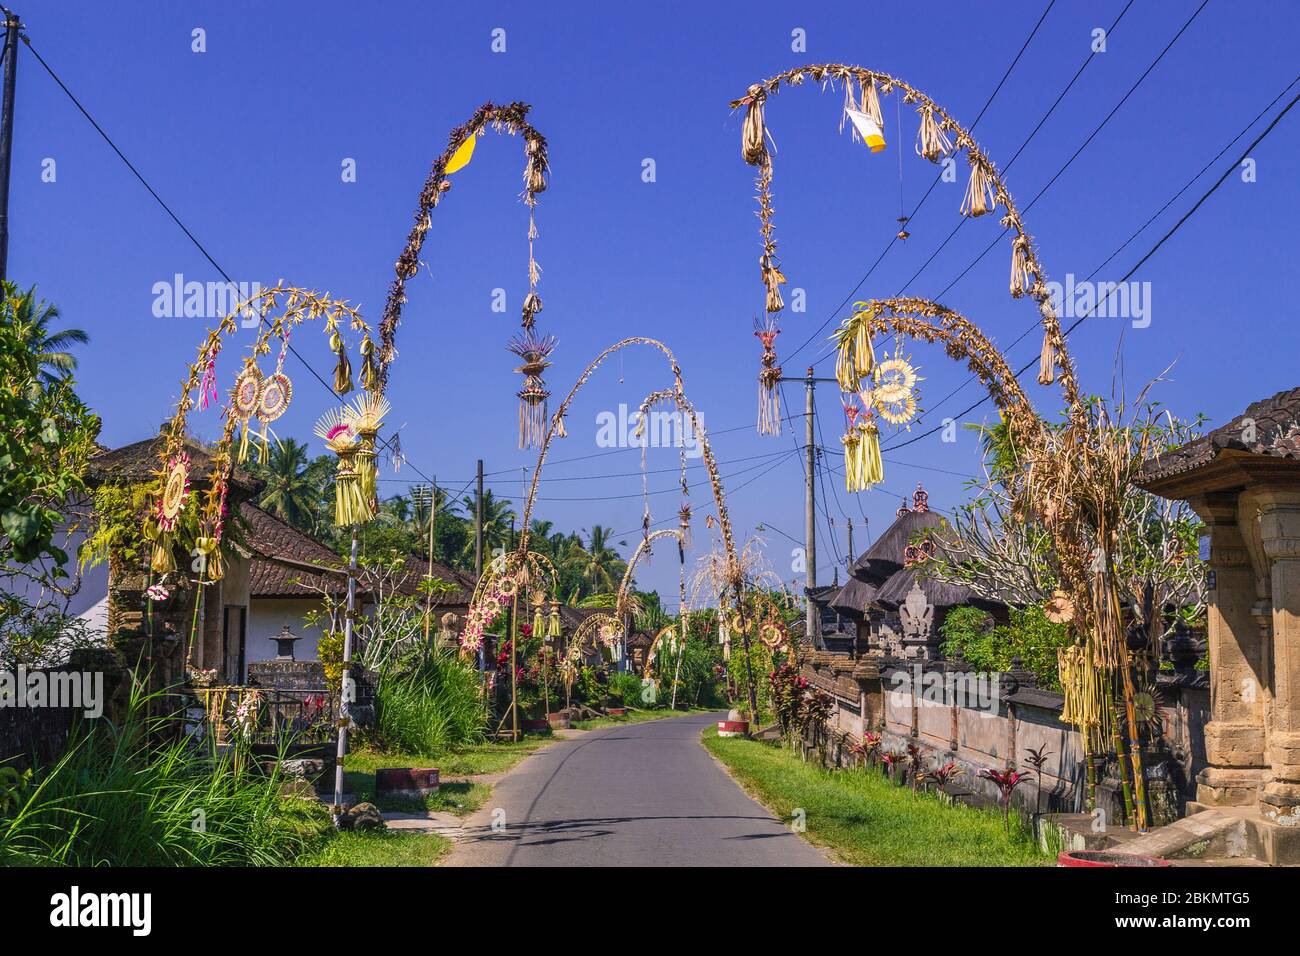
left=1056, top=849, right=1170, bottom=867
left=547, top=712, right=570, bottom=730
left=717, top=720, right=749, bottom=738
left=606, top=707, right=627, bottom=717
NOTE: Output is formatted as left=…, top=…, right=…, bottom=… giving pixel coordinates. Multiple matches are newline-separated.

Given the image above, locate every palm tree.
left=459, top=489, right=517, bottom=564
left=565, top=525, right=626, bottom=596
left=255, top=438, right=323, bottom=532
left=9, top=287, right=89, bottom=384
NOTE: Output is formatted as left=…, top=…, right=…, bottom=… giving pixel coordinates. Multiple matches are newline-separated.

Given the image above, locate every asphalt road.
left=446, top=712, right=830, bottom=867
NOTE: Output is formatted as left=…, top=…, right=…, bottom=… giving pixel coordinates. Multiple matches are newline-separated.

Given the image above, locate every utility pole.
left=474, top=459, right=484, bottom=578
left=778, top=367, right=837, bottom=647
left=804, top=367, right=816, bottom=645
left=475, top=459, right=484, bottom=670
left=0, top=7, right=20, bottom=280
left=847, top=517, right=855, bottom=565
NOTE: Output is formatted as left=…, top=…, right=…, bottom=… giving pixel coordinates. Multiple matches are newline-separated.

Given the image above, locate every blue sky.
left=14, top=1, right=1300, bottom=603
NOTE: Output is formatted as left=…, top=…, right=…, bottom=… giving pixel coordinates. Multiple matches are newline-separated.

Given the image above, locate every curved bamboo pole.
left=514, top=336, right=761, bottom=720
left=732, top=64, right=1080, bottom=413
left=376, top=102, right=550, bottom=389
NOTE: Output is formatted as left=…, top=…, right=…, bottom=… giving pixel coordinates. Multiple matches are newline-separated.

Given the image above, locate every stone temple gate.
left=1138, top=387, right=1300, bottom=829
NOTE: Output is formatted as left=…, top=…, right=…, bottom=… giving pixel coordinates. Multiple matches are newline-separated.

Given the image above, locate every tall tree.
left=10, top=289, right=89, bottom=386
left=254, top=438, right=323, bottom=533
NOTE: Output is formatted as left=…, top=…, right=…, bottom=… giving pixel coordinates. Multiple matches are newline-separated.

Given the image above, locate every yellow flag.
left=445, top=134, right=476, bottom=174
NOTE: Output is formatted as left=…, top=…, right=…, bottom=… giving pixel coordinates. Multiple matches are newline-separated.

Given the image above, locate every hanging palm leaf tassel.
left=841, top=425, right=862, bottom=492
left=333, top=448, right=365, bottom=527
left=358, top=338, right=378, bottom=392
left=237, top=422, right=251, bottom=464
left=960, top=157, right=996, bottom=217
left=1038, top=328, right=1058, bottom=385
left=1009, top=234, right=1034, bottom=298
left=741, top=87, right=767, bottom=165
left=331, top=332, right=353, bottom=395
left=860, top=415, right=884, bottom=488
left=915, top=104, right=951, bottom=163
left=548, top=602, right=562, bottom=639
left=863, top=77, right=884, bottom=129
left=532, top=605, right=545, bottom=638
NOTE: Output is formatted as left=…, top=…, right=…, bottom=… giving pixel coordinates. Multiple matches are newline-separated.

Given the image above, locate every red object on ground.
left=1056, top=849, right=1170, bottom=867
left=375, top=767, right=440, bottom=797
left=607, top=707, right=627, bottom=716
left=717, top=720, right=749, bottom=737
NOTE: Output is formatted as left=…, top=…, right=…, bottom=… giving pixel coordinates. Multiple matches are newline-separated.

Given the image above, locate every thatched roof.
left=88, top=434, right=262, bottom=496
left=827, top=576, right=878, bottom=619
left=1136, top=386, right=1300, bottom=496
left=849, top=508, right=947, bottom=584
left=873, top=565, right=992, bottom=611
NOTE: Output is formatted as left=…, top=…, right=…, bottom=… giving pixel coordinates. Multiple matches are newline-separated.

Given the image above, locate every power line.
left=880, top=78, right=1300, bottom=453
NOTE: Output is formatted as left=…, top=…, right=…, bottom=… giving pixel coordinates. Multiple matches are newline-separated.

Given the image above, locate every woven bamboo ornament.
left=548, top=599, right=562, bottom=639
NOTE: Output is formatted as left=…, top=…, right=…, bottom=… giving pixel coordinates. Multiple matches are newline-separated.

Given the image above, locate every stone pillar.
left=1257, top=489, right=1300, bottom=809
left=1190, top=495, right=1268, bottom=805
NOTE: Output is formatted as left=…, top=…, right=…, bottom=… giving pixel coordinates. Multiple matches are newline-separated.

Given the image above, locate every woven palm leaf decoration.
left=755, top=317, right=782, bottom=435
left=232, top=364, right=264, bottom=463
left=833, top=305, right=921, bottom=492
left=344, top=392, right=390, bottom=524
left=314, top=407, right=364, bottom=527
left=146, top=451, right=191, bottom=573
left=510, top=332, right=556, bottom=449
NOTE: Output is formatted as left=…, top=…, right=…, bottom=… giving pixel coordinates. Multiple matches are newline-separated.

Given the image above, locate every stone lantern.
left=271, top=624, right=301, bottom=661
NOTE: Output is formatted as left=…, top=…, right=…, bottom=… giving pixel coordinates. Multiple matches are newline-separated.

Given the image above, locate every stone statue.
left=899, top=581, right=933, bottom=643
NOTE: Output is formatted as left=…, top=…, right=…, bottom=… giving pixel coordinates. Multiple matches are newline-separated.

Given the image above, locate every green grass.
left=702, top=728, right=1049, bottom=867
left=570, top=706, right=713, bottom=731
left=298, top=829, right=451, bottom=867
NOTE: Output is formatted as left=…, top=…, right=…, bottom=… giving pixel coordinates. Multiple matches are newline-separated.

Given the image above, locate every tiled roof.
left=242, top=504, right=349, bottom=598
left=1137, top=387, right=1300, bottom=487
left=241, top=505, right=477, bottom=604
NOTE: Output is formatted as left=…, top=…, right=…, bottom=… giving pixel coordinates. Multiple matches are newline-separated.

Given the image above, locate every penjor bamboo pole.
left=332, top=528, right=358, bottom=827
left=1112, top=697, right=1136, bottom=829
left=510, top=590, right=520, bottom=743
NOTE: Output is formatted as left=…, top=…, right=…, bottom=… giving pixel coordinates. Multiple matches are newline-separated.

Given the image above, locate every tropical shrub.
left=0, top=689, right=324, bottom=866
left=939, top=605, right=1070, bottom=690
left=373, top=648, right=487, bottom=754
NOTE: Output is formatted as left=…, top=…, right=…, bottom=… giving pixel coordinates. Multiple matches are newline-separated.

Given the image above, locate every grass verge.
left=702, top=727, right=1049, bottom=867
left=297, top=829, right=451, bottom=867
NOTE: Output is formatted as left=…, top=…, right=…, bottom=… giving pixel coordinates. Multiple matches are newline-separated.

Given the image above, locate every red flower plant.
left=979, top=766, right=1030, bottom=830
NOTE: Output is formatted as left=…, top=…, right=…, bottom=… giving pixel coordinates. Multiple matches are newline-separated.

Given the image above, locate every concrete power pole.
left=475, top=459, right=484, bottom=669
